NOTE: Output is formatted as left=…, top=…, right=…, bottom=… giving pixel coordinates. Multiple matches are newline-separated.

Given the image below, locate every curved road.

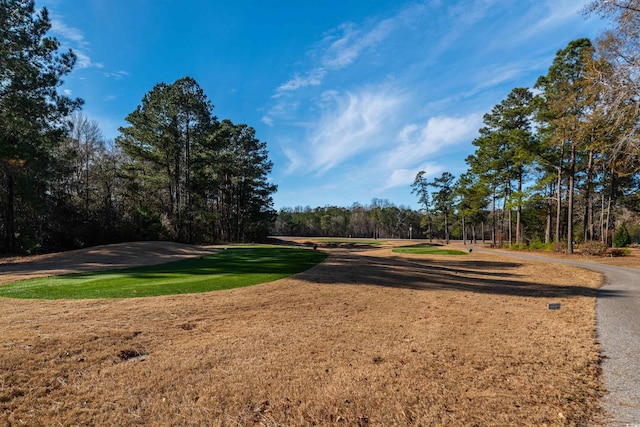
left=468, top=247, right=640, bottom=426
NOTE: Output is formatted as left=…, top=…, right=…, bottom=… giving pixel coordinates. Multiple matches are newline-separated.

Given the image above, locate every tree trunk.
left=567, top=144, right=576, bottom=254
left=5, top=173, right=15, bottom=253
left=600, top=191, right=606, bottom=243
left=185, top=115, right=192, bottom=243
left=444, top=211, right=449, bottom=244
left=462, top=215, right=466, bottom=245
left=555, top=165, right=562, bottom=246
left=516, top=172, right=523, bottom=245
left=545, top=199, right=552, bottom=244
left=605, top=171, right=616, bottom=247
left=501, top=190, right=508, bottom=246
left=492, top=190, right=497, bottom=246
left=508, top=207, right=513, bottom=246
left=583, top=150, right=594, bottom=242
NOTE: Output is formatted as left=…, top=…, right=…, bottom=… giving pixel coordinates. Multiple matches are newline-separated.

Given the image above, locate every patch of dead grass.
left=0, top=243, right=605, bottom=425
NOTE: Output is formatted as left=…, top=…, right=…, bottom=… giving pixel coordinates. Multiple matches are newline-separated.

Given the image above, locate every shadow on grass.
left=65, top=247, right=327, bottom=279
left=0, top=247, right=329, bottom=299
left=295, top=252, right=626, bottom=299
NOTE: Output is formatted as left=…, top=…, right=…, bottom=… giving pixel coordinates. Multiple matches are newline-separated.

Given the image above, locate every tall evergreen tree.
left=480, top=88, right=534, bottom=244
left=535, top=38, right=596, bottom=253
left=455, top=172, right=489, bottom=244
left=0, top=0, right=82, bottom=253
left=466, top=88, right=534, bottom=246
left=411, top=171, right=433, bottom=241
left=206, top=120, right=277, bottom=242
left=429, top=172, right=456, bottom=244
left=117, top=77, right=213, bottom=243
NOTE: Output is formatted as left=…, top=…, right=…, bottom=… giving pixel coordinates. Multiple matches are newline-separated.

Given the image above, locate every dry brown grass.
left=0, top=242, right=605, bottom=426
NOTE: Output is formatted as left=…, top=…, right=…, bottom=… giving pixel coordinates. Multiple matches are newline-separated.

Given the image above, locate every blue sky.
left=39, top=0, right=609, bottom=210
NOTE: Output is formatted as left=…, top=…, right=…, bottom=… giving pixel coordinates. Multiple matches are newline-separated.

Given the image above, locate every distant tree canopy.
left=271, top=201, right=422, bottom=240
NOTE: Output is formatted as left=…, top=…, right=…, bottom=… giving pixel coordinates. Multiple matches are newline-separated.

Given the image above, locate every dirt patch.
left=0, top=241, right=604, bottom=425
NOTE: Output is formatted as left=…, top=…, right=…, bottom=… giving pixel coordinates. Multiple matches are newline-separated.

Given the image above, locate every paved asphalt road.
left=466, top=246, right=640, bottom=426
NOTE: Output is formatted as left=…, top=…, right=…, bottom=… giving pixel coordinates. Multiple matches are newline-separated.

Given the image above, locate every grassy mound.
left=0, top=247, right=327, bottom=299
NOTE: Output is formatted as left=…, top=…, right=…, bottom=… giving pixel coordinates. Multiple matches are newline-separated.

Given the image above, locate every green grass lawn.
left=0, top=247, right=327, bottom=300
left=392, top=246, right=468, bottom=255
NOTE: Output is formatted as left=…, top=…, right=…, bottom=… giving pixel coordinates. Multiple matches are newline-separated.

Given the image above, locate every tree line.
left=271, top=200, right=423, bottom=240
left=0, top=1, right=276, bottom=254
left=410, top=2, right=640, bottom=253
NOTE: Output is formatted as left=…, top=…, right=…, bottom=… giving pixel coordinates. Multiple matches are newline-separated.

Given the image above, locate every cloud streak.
left=270, top=4, right=417, bottom=111
left=50, top=16, right=103, bottom=69
left=275, top=19, right=394, bottom=96
left=508, top=0, right=594, bottom=45
left=103, top=71, right=130, bottom=80
left=283, top=88, right=405, bottom=174
left=372, top=113, right=483, bottom=191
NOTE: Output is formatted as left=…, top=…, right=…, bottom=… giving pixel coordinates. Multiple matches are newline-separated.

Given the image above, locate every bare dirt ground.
left=0, top=240, right=611, bottom=425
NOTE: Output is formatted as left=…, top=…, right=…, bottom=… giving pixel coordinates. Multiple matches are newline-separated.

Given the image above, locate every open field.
left=0, top=240, right=607, bottom=425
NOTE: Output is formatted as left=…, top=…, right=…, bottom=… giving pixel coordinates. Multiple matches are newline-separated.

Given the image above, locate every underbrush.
left=505, top=238, right=554, bottom=252
left=580, top=241, right=609, bottom=256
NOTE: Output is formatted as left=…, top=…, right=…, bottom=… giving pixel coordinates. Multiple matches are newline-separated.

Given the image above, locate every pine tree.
left=535, top=38, right=596, bottom=253
left=117, top=77, right=213, bottom=242
left=0, top=0, right=82, bottom=253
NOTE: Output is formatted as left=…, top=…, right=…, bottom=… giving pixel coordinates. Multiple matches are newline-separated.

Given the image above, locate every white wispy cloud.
left=276, top=69, right=326, bottom=93
left=273, top=6, right=408, bottom=100
left=73, top=50, right=103, bottom=69
left=369, top=113, right=482, bottom=191
left=283, top=88, right=405, bottom=174
left=49, top=16, right=103, bottom=69
left=103, top=71, right=130, bottom=80
left=509, top=0, right=593, bottom=44
left=385, top=114, right=482, bottom=169
left=377, top=162, right=445, bottom=193
left=51, top=18, right=88, bottom=46
left=320, top=19, right=394, bottom=70
left=471, top=58, right=552, bottom=92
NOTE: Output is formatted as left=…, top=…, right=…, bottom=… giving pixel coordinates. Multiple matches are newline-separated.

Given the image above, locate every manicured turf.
left=392, top=246, right=468, bottom=255
left=0, top=247, right=327, bottom=300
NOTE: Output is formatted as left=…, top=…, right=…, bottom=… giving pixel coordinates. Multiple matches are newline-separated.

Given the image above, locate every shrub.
left=581, top=241, right=609, bottom=256
left=608, top=248, right=629, bottom=257
left=528, top=238, right=554, bottom=252
left=554, top=241, right=567, bottom=253
left=509, top=243, right=528, bottom=250
left=613, top=223, right=632, bottom=248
